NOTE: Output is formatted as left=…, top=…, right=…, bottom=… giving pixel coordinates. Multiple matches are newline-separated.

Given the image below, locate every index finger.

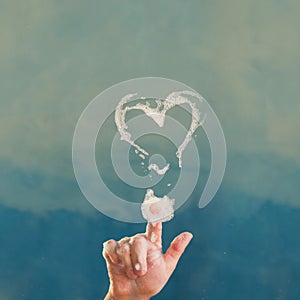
left=146, top=222, right=162, bottom=247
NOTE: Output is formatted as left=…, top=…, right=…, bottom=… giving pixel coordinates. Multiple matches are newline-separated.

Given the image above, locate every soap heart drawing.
left=72, top=77, right=227, bottom=223
left=115, top=90, right=206, bottom=172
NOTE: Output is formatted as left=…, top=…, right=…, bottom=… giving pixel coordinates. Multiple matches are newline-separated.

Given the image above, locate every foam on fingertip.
left=141, top=189, right=174, bottom=223
left=135, top=263, right=141, bottom=271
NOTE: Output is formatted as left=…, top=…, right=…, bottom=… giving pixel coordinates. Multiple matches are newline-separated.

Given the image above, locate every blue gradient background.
left=0, top=1, right=299, bottom=299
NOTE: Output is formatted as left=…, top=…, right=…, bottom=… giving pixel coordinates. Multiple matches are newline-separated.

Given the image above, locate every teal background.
left=0, top=1, right=300, bottom=299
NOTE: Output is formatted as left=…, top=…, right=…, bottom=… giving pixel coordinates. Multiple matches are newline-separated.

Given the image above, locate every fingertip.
left=177, top=232, right=193, bottom=247
left=168, top=232, right=193, bottom=256
left=103, top=239, right=116, bottom=247
left=134, top=259, right=148, bottom=276
left=183, top=232, right=193, bottom=241
left=134, top=263, right=141, bottom=271
left=102, top=239, right=120, bottom=264
left=103, top=239, right=116, bottom=255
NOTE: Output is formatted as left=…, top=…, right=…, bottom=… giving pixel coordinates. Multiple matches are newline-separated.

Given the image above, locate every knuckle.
left=131, top=235, right=146, bottom=246
left=122, top=243, right=130, bottom=254
left=118, top=236, right=130, bottom=244
left=117, top=242, right=130, bottom=256
left=106, top=239, right=116, bottom=246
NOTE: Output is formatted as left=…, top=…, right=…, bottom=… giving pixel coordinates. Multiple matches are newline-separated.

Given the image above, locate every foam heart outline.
left=114, top=90, right=206, bottom=168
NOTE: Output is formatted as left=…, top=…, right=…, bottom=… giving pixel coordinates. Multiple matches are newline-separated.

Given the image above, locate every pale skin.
left=102, top=222, right=193, bottom=300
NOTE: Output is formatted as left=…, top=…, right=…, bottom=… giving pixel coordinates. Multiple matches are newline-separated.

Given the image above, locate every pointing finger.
left=146, top=222, right=162, bottom=247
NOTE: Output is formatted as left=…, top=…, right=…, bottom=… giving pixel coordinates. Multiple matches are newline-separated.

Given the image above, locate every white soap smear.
left=141, top=189, right=175, bottom=223
left=139, top=153, right=145, bottom=160
left=147, top=163, right=170, bottom=175
left=114, top=91, right=205, bottom=170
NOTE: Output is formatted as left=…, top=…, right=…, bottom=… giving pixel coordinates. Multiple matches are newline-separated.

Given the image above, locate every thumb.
left=164, top=232, right=193, bottom=274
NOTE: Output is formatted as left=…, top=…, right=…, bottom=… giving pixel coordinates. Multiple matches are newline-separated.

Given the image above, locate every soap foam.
left=114, top=91, right=205, bottom=171
left=141, top=189, right=175, bottom=223
left=147, top=163, right=170, bottom=175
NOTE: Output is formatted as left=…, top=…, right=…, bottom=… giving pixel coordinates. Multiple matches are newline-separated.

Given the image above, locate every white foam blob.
left=139, top=153, right=145, bottom=159
left=147, top=163, right=170, bottom=175
left=141, top=189, right=175, bottom=223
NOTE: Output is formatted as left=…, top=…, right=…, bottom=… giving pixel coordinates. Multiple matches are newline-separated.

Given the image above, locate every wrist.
left=104, top=291, right=150, bottom=300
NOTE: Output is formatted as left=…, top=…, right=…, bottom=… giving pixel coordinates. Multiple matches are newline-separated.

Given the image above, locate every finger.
left=116, top=242, right=137, bottom=280
left=164, top=232, right=193, bottom=274
left=130, top=236, right=148, bottom=276
left=102, top=239, right=120, bottom=265
left=146, top=222, right=162, bottom=247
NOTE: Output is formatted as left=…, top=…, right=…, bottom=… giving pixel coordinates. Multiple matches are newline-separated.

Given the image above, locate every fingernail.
left=135, top=263, right=141, bottom=271
left=184, top=232, right=193, bottom=241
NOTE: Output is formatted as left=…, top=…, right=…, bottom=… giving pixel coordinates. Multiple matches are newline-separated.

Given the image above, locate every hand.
left=102, top=222, right=193, bottom=300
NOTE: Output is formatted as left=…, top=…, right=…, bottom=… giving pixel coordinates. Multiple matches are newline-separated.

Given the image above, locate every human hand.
left=102, top=222, right=193, bottom=300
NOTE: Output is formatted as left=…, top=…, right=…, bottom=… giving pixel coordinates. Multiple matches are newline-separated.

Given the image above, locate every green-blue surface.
left=0, top=1, right=299, bottom=299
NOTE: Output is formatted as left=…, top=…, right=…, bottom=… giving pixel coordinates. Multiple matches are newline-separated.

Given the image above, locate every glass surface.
left=0, top=1, right=299, bottom=299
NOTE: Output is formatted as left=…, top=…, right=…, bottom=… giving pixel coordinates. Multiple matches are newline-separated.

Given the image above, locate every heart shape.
left=114, top=91, right=205, bottom=169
